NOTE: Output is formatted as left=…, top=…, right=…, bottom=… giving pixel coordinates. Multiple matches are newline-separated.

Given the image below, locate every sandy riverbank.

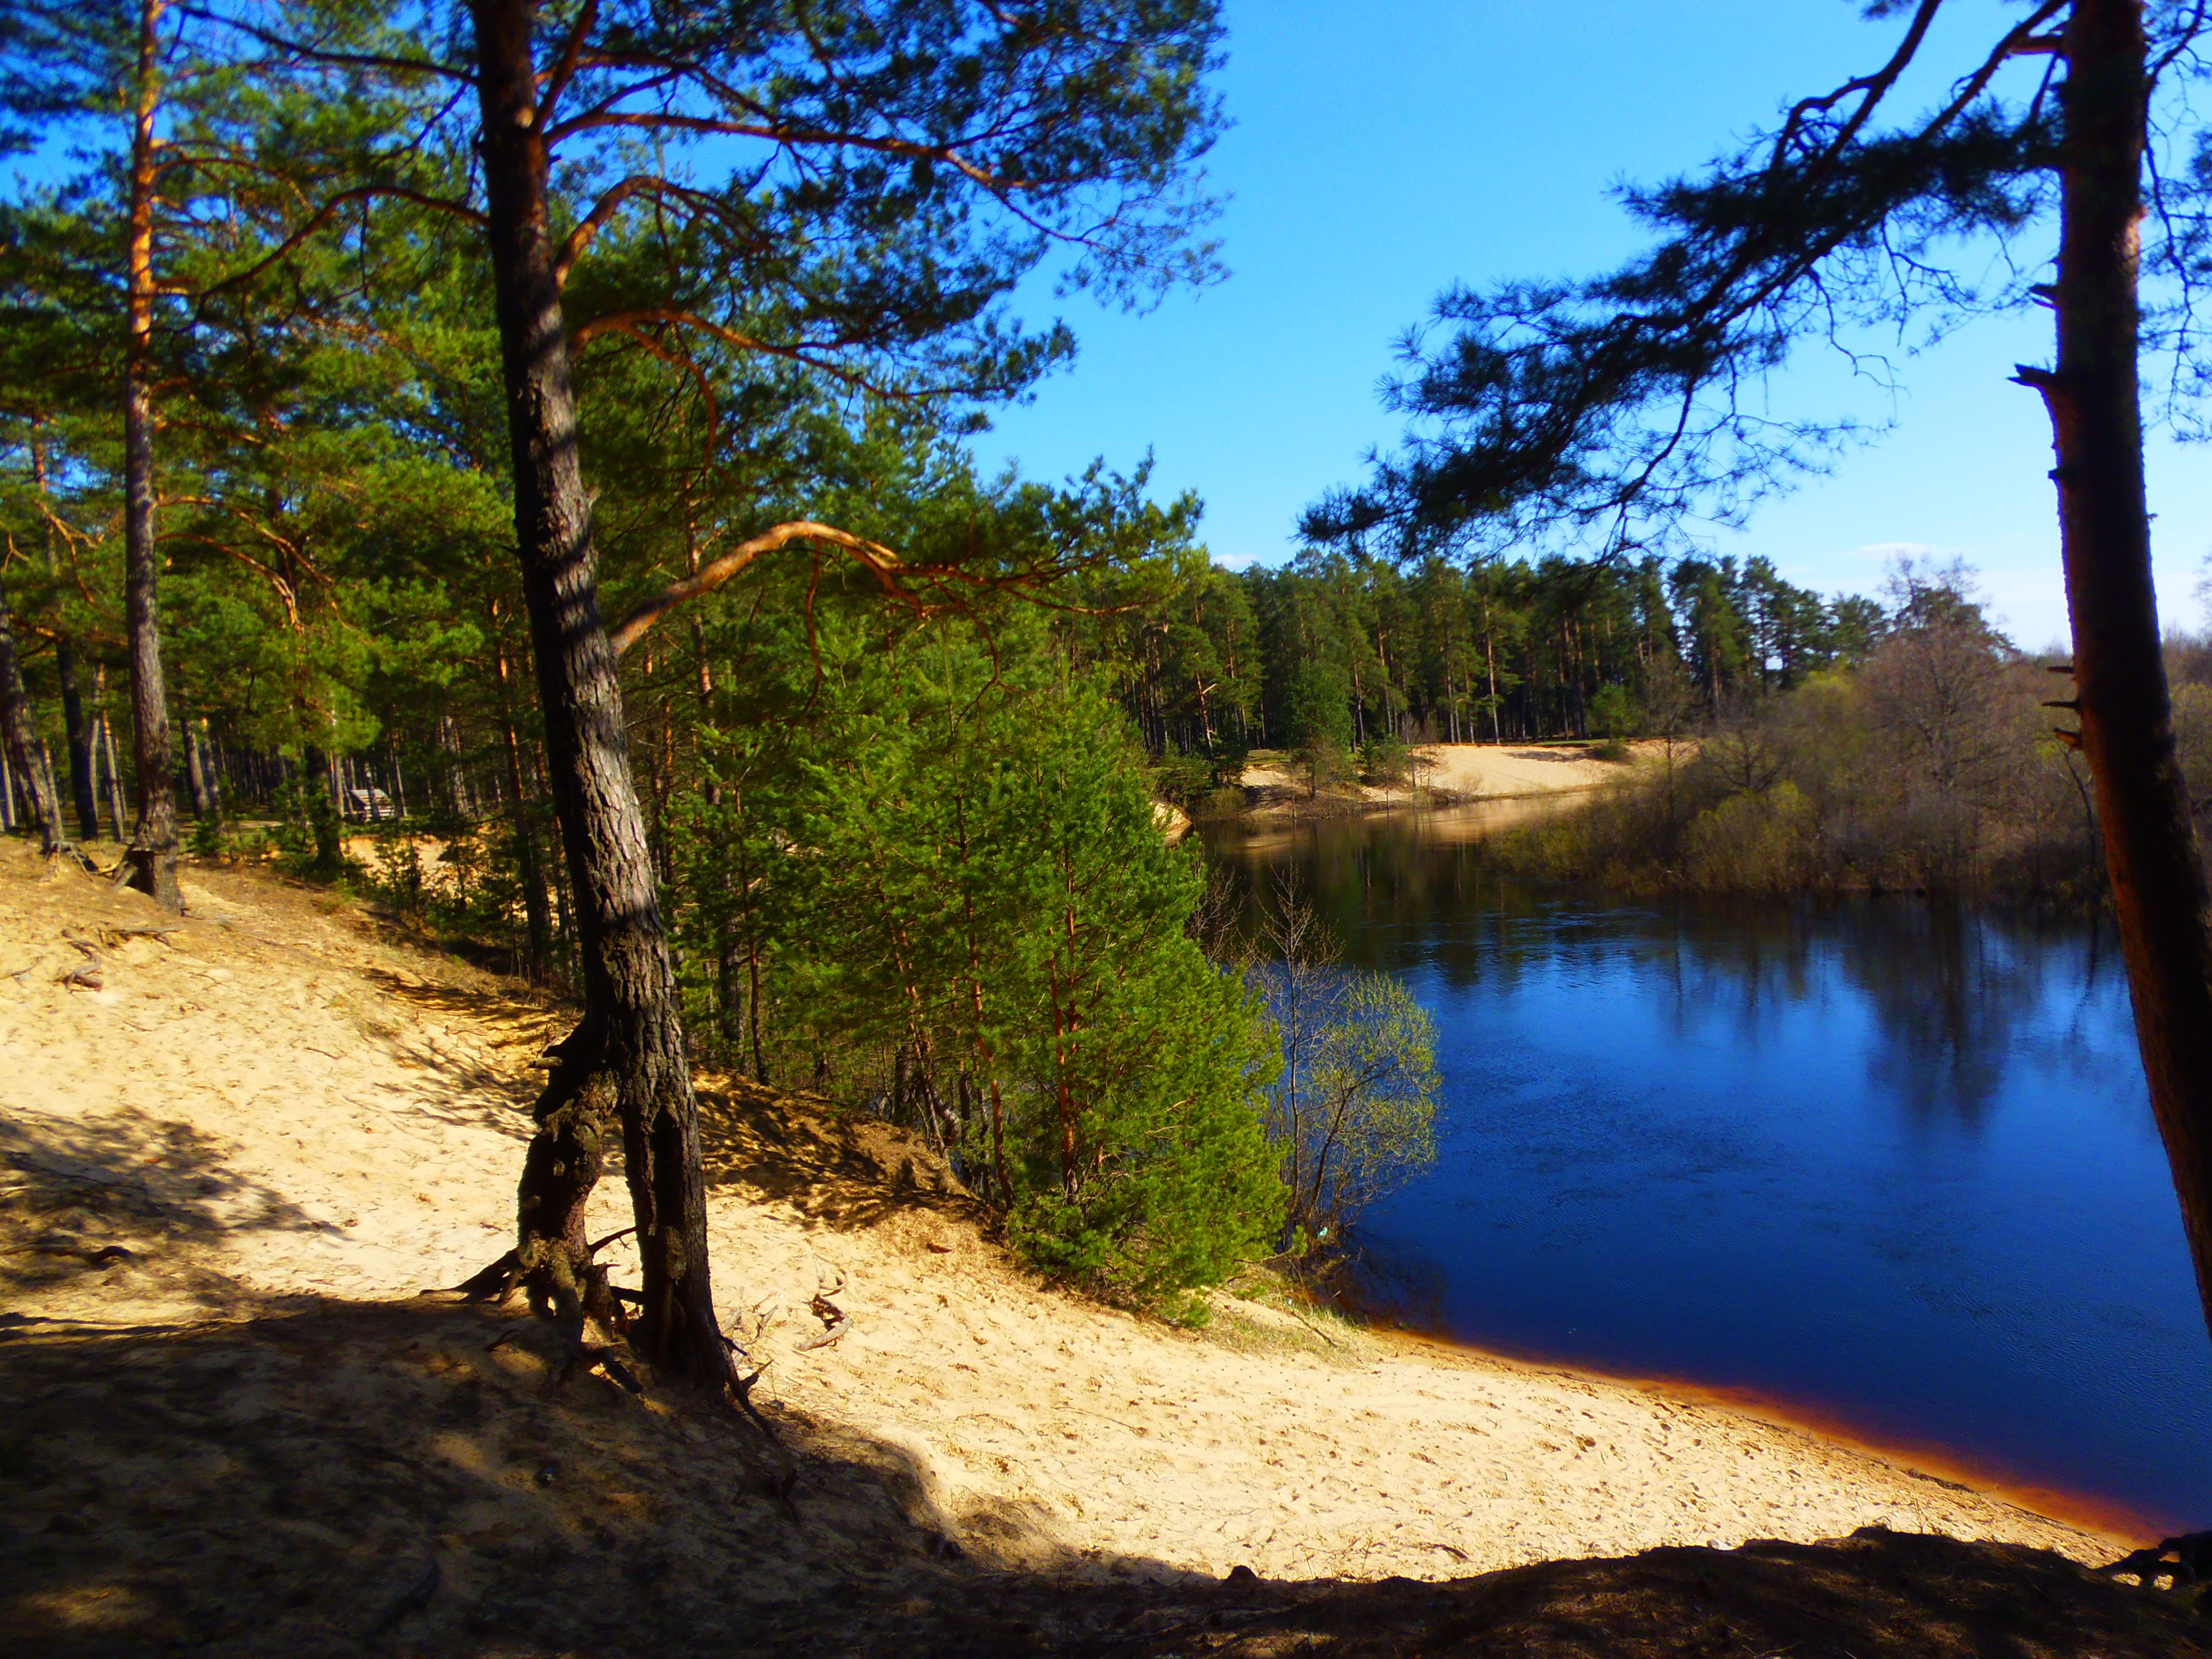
left=0, top=839, right=2139, bottom=1597
left=1233, top=739, right=1680, bottom=821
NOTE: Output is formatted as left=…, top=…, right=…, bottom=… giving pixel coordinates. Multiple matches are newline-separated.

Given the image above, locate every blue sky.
left=967, top=0, right=2212, bottom=652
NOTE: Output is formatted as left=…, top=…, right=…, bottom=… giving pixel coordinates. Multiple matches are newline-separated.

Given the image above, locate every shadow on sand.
left=0, top=1293, right=2204, bottom=1658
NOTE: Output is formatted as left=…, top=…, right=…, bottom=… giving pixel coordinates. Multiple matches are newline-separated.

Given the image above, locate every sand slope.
left=0, top=841, right=2132, bottom=1595
left=1237, top=740, right=1681, bottom=817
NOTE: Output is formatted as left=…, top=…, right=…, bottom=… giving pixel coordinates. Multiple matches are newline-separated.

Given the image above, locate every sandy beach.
left=0, top=837, right=2138, bottom=1594
left=1234, top=739, right=1678, bottom=819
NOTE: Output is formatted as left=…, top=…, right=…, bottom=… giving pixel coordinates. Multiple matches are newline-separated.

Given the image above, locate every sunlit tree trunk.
left=470, top=0, right=728, bottom=1384
left=118, top=0, right=180, bottom=908
left=2023, top=0, right=2212, bottom=1339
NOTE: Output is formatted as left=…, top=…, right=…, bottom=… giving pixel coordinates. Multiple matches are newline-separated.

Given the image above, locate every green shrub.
left=719, top=643, right=1286, bottom=1318
left=1356, top=735, right=1422, bottom=786
left=1147, top=752, right=1214, bottom=808
left=1588, top=683, right=1636, bottom=740
left=1292, top=736, right=1354, bottom=796
left=1684, top=782, right=1819, bottom=890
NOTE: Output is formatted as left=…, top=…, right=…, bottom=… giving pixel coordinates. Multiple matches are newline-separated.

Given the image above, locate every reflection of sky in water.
left=1204, top=808, right=2212, bottom=1530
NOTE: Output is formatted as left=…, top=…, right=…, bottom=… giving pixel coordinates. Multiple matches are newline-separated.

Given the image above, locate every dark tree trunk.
left=31, top=440, right=100, bottom=841
left=0, top=570, right=65, bottom=855
left=470, top=0, right=729, bottom=1385
left=56, top=640, right=95, bottom=841
left=97, top=699, right=126, bottom=841
left=118, top=0, right=180, bottom=910
left=2025, top=0, right=2212, bottom=1341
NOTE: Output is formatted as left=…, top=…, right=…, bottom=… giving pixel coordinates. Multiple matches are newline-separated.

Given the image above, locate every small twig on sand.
left=795, top=1287, right=851, bottom=1350
left=1278, top=1299, right=1347, bottom=1349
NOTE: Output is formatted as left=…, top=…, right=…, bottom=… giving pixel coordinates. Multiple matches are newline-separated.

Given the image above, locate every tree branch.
left=610, top=521, right=912, bottom=657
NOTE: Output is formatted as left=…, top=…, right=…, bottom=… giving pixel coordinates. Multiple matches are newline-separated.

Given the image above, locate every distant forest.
left=1093, top=550, right=1885, bottom=759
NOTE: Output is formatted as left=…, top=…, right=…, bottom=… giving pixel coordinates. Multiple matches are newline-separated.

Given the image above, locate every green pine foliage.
left=659, top=599, right=1283, bottom=1318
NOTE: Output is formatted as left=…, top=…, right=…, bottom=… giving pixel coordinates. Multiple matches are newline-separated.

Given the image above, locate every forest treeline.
left=1101, top=547, right=1885, bottom=767
left=1484, top=566, right=2212, bottom=902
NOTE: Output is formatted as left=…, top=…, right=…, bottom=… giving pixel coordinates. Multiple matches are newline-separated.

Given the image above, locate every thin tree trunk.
left=98, top=698, right=127, bottom=842
left=185, top=720, right=214, bottom=819
left=200, top=720, right=222, bottom=819
left=118, top=0, right=179, bottom=909
left=31, top=438, right=99, bottom=841
left=495, top=640, right=554, bottom=979
left=2022, top=0, right=2212, bottom=1343
left=0, top=569, right=64, bottom=854
left=54, top=639, right=92, bottom=840
left=470, top=0, right=727, bottom=1386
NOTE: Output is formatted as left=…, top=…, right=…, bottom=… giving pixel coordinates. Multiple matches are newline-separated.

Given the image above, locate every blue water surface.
left=1205, top=807, right=2212, bottom=1529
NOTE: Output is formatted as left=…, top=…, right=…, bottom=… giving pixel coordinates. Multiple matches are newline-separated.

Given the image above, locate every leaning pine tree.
left=1307, top=0, right=2212, bottom=1348
left=247, top=0, right=1230, bottom=1401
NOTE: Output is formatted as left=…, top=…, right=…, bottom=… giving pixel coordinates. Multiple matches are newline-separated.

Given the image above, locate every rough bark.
left=117, top=0, right=180, bottom=910
left=470, top=0, right=729, bottom=1386
left=0, top=569, right=65, bottom=855
left=2024, top=0, right=2212, bottom=1340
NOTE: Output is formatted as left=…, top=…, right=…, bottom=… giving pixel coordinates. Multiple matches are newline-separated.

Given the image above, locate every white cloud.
left=1209, top=548, right=1270, bottom=572
left=1835, top=539, right=1956, bottom=566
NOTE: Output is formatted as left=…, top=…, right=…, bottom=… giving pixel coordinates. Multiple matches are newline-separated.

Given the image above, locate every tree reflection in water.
left=1200, top=804, right=2202, bottom=1528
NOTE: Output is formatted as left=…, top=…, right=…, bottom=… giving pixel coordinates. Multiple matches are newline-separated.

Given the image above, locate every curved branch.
left=538, top=0, right=599, bottom=122
left=554, top=173, right=665, bottom=285
left=610, top=521, right=910, bottom=657
left=578, top=316, right=722, bottom=468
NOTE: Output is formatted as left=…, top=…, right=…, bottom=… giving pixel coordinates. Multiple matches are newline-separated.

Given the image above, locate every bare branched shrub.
left=1249, top=874, right=1439, bottom=1254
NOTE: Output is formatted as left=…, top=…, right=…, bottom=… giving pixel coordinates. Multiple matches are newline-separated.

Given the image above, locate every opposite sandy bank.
left=1232, top=739, right=1671, bottom=821
left=0, top=839, right=2131, bottom=1591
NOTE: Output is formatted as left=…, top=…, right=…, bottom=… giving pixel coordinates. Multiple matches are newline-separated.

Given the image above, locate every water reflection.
left=1201, top=805, right=2211, bottom=1530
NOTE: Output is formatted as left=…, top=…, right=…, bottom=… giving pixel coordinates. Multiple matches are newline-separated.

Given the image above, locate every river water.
left=1201, top=803, right=2212, bottom=1533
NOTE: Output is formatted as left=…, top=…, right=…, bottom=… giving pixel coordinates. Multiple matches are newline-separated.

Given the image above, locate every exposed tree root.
left=439, top=1023, right=777, bottom=1455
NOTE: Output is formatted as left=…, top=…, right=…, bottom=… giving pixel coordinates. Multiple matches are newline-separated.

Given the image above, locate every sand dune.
left=1237, top=739, right=1682, bottom=818
left=0, top=840, right=2134, bottom=1591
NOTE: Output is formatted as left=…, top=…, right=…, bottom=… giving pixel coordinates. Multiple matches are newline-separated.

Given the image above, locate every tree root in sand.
left=431, top=1219, right=788, bottom=1474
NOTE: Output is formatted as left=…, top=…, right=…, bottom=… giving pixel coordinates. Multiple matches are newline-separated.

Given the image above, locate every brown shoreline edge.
left=1364, top=1320, right=2165, bottom=1548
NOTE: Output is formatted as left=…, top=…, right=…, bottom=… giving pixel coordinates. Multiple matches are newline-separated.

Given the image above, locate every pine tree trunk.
left=56, top=640, right=95, bottom=841
left=470, top=0, right=728, bottom=1385
left=98, top=700, right=126, bottom=841
left=31, top=438, right=100, bottom=840
left=0, top=570, right=64, bottom=855
left=185, top=721, right=214, bottom=819
left=118, top=0, right=180, bottom=910
left=2026, top=0, right=2212, bottom=1342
